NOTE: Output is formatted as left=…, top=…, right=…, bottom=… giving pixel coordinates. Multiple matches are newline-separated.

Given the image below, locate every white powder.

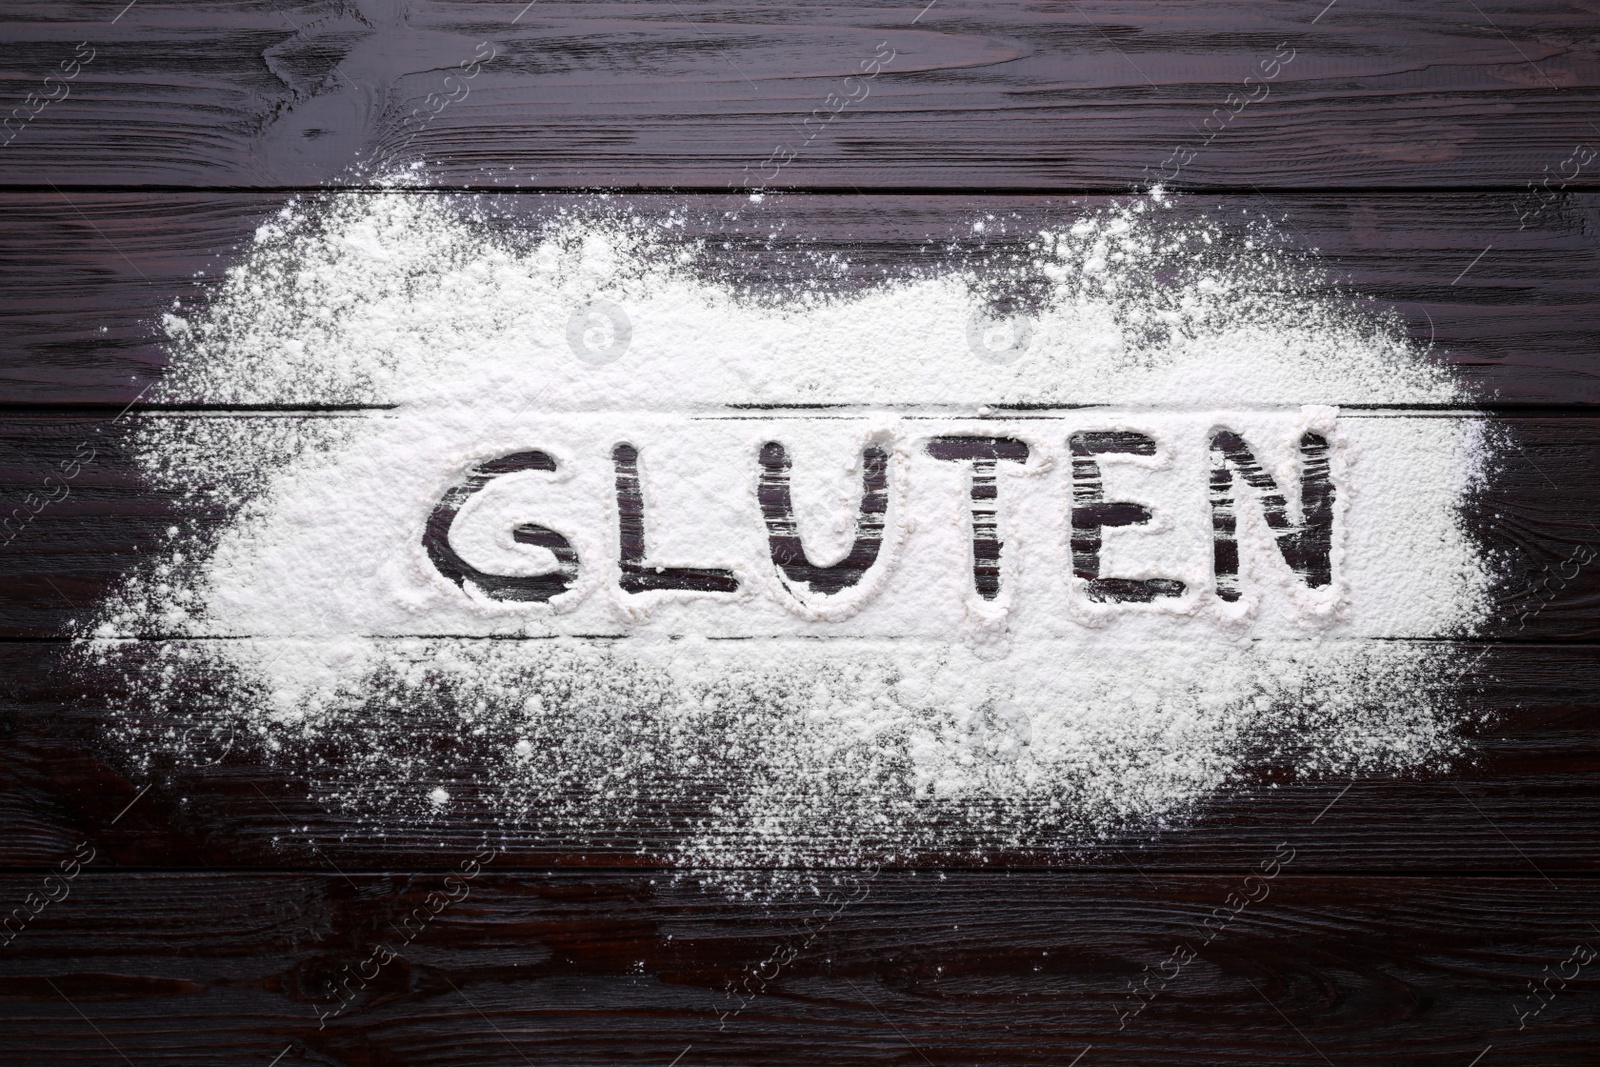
left=85, top=190, right=1492, bottom=875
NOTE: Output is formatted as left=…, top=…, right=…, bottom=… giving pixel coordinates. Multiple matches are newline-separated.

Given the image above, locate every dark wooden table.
left=2, top=2, right=1599, bottom=1063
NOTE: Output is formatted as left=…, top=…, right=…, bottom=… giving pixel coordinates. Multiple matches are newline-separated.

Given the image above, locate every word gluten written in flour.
left=422, top=417, right=1336, bottom=617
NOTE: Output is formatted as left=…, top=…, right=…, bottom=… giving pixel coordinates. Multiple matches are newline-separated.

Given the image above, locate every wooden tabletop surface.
left=2, top=2, right=1598, bottom=1064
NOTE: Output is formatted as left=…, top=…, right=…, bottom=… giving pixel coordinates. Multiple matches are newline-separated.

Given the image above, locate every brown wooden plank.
left=5, top=412, right=1595, bottom=639
left=2, top=1, right=1599, bottom=190
left=0, top=641, right=1595, bottom=872
left=1, top=416, right=1593, bottom=871
left=0, top=191, right=1597, bottom=406
left=0, top=870, right=1596, bottom=1064
left=1, top=410, right=1594, bottom=874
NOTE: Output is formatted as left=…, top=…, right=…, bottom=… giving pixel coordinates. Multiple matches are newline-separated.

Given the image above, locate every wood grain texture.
left=2, top=1, right=1600, bottom=190
left=1, top=871, right=1597, bottom=1065
left=3, top=3, right=1600, bottom=1062
left=0, top=412, right=1594, bottom=871
left=0, top=191, right=1598, bottom=406
left=0, top=639, right=1596, bottom=872
left=4, top=412, right=1596, bottom=640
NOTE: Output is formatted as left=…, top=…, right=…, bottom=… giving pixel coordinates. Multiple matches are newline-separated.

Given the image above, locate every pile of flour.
left=80, top=189, right=1492, bottom=872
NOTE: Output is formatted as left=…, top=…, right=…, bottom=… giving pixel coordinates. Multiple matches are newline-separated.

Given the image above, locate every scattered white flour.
left=81, top=190, right=1493, bottom=877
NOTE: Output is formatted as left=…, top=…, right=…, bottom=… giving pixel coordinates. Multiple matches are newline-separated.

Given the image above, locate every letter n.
left=1209, top=430, right=1334, bottom=601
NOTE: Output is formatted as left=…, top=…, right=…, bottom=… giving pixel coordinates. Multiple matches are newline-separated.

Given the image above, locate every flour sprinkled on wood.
left=81, top=190, right=1493, bottom=875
